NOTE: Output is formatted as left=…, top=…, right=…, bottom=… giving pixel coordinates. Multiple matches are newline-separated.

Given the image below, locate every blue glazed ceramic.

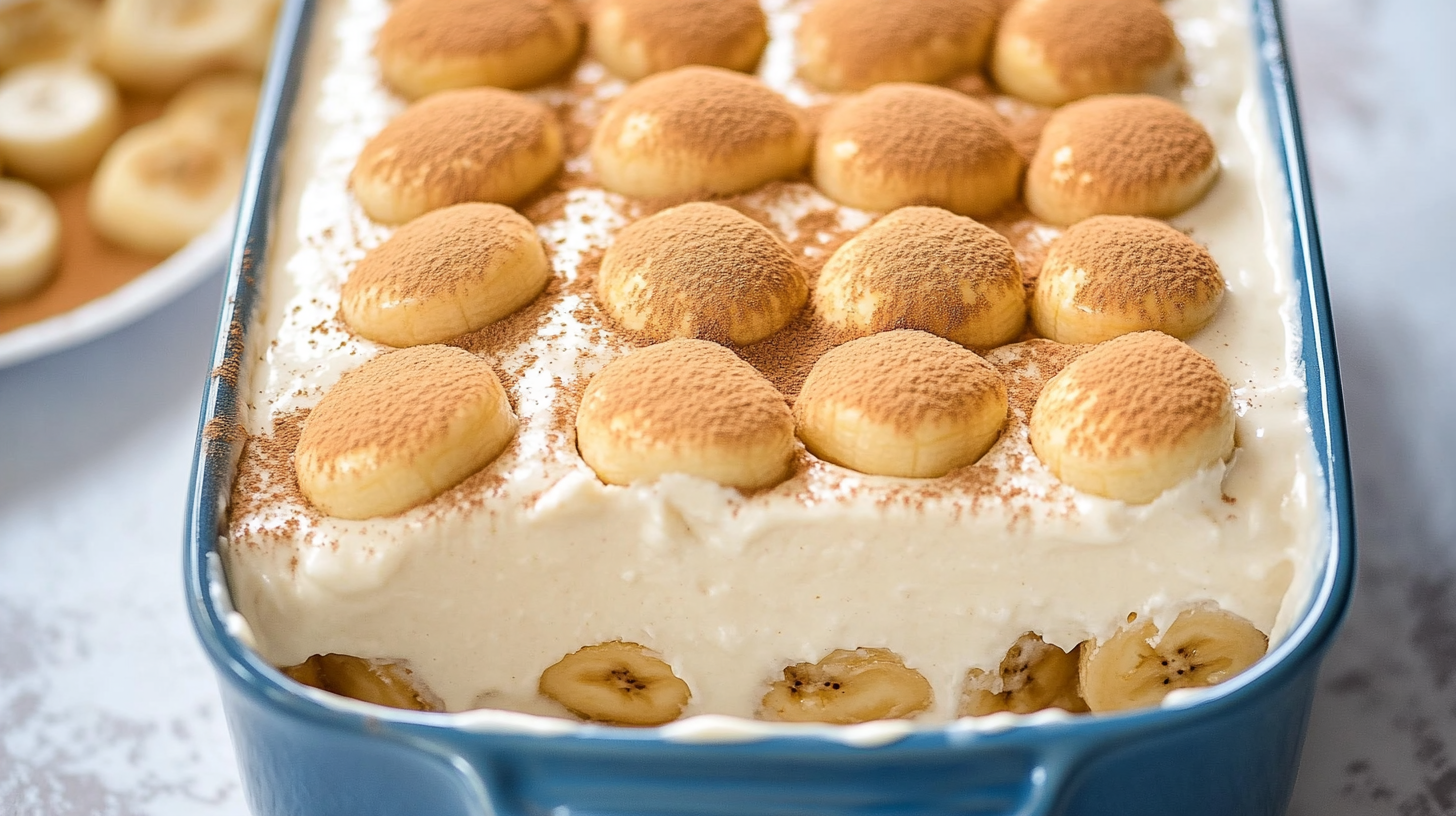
left=185, top=1, right=1354, bottom=813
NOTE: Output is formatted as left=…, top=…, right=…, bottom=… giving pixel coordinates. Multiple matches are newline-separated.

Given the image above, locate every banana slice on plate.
left=282, top=653, right=444, bottom=712
left=0, top=62, right=121, bottom=185
left=164, top=72, right=262, bottom=150
left=0, top=179, right=61, bottom=302
left=538, top=641, right=691, bottom=726
left=796, top=0, right=999, bottom=91
left=1080, top=607, right=1268, bottom=713
left=760, top=648, right=933, bottom=724
left=959, top=632, right=1089, bottom=716
left=0, top=0, right=99, bottom=71
left=589, top=0, right=767, bottom=81
left=97, top=0, right=279, bottom=94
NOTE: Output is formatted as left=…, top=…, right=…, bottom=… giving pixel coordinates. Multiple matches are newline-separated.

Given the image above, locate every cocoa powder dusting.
left=797, top=0, right=1001, bottom=88
left=1012, top=0, right=1178, bottom=86
left=1032, top=95, right=1216, bottom=195
left=821, top=84, right=1019, bottom=177
left=599, top=0, right=766, bottom=71
left=1048, top=215, right=1223, bottom=317
left=378, top=0, right=579, bottom=60
left=230, top=410, right=317, bottom=542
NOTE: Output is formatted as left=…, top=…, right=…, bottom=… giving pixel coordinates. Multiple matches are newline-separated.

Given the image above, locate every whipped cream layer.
left=226, top=0, right=1323, bottom=720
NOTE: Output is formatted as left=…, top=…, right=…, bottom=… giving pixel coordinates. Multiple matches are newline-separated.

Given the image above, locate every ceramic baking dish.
left=185, top=1, right=1354, bottom=812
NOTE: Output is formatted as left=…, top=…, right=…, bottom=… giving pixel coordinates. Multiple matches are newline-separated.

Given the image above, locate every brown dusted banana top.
left=589, top=0, right=768, bottom=80
left=796, top=0, right=1001, bottom=91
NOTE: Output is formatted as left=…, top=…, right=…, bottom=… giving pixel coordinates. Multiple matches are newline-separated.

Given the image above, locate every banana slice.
left=589, top=0, right=767, bottom=81
left=538, top=641, right=691, bottom=726
left=282, top=653, right=444, bottom=712
left=959, top=633, right=1089, bottom=716
left=815, top=206, right=1025, bottom=349
left=351, top=87, right=563, bottom=225
left=88, top=119, right=242, bottom=255
left=796, top=0, right=999, bottom=91
left=1029, top=331, right=1234, bottom=503
left=1033, top=215, right=1225, bottom=345
left=597, top=203, right=807, bottom=345
left=164, top=72, right=262, bottom=151
left=1080, top=607, right=1268, bottom=712
left=1026, top=95, right=1219, bottom=227
left=342, top=203, right=551, bottom=347
left=0, top=62, right=121, bottom=185
left=760, top=648, right=933, bottom=724
left=795, top=330, right=1007, bottom=478
left=575, top=339, right=795, bottom=489
left=97, top=0, right=279, bottom=94
left=0, top=0, right=99, bottom=72
left=590, top=66, right=810, bottom=199
left=0, top=179, right=61, bottom=302
left=992, top=0, right=1182, bottom=107
left=376, top=0, right=581, bottom=100
left=294, top=345, right=518, bottom=519
left=814, top=84, right=1022, bottom=218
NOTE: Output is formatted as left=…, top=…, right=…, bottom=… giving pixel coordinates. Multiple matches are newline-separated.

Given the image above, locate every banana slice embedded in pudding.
left=1026, top=94, right=1219, bottom=226
left=0, top=62, right=121, bottom=185
left=589, top=66, right=810, bottom=199
left=351, top=87, right=563, bottom=224
left=164, top=72, right=262, bottom=151
left=97, top=0, right=278, bottom=94
left=796, top=0, right=999, bottom=91
left=794, top=330, right=1008, bottom=479
left=294, top=345, right=518, bottom=519
left=1033, top=215, right=1225, bottom=345
left=993, top=0, right=1181, bottom=107
left=539, top=641, right=691, bottom=726
left=597, top=202, right=807, bottom=345
left=376, top=0, right=582, bottom=99
left=814, top=84, right=1022, bottom=218
left=575, top=339, right=795, bottom=489
left=1079, top=607, right=1268, bottom=712
left=342, top=203, right=550, bottom=347
left=760, top=648, right=933, bottom=724
left=1029, top=330, right=1234, bottom=503
left=815, top=206, right=1025, bottom=349
left=282, top=653, right=444, bottom=712
left=959, top=632, right=1089, bottom=716
left=0, top=179, right=61, bottom=302
left=0, top=0, right=99, bottom=72
left=590, top=0, right=767, bottom=81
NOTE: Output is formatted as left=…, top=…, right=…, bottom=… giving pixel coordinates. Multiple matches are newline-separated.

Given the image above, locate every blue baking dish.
left=185, top=0, right=1354, bottom=812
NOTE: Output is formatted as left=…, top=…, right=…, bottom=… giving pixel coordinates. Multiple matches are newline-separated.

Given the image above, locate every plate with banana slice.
left=0, top=0, right=276, bottom=369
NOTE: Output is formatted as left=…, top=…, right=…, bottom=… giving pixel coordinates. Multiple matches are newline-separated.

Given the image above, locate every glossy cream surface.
left=226, top=0, right=1323, bottom=722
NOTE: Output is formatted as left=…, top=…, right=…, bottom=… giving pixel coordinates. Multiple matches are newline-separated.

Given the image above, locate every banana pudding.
left=226, top=0, right=1322, bottom=725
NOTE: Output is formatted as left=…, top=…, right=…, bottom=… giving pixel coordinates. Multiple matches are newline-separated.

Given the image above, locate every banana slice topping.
left=97, top=0, right=278, bottom=94
left=0, top=0, right=100, bottom=72
left=342, top=202, right=550, bottom=347
left=597, top=202, right=807, bottom=345
left=590, top=0, right=767, bottom=81
left=814, top=84, right=1022, bottom=218
left=282, top=653, right=444, bottom=712
left=1029, top=330, right=1234, bottom=503
left=590, top=66, right=810, bottom=199
left=959, top=632, right=1089, bottom=716
left=575, top=339, right=795, bottom=489
left=1026, top=94, right=1219, bottom=226
left=376, top=0, right=582, bottom=100
left=760, top=648, right=933, bottom=724
left=796, top=0, right=999, bottom=91
left=538, top=641, right=691, bottom=726
left=0, top=61, right=121, bottom=185
left=1079, top=607, right=1268, bottom=712
left=993, top=0, right=1182, bottom=107
left=164, top=72, right=262, bottom=150
left=816, top=206, right=1025, bottom=349
left=0, top=178, right=61, bottom=302
left=1033, top=215, right=1225, bottom=345
left=294, top=345, right=518, bottom=519
left=795, top=330, right=1008, bottom=478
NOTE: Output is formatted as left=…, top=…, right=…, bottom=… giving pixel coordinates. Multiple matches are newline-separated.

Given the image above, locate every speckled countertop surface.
left=1, top=0, right=1452, bottom=812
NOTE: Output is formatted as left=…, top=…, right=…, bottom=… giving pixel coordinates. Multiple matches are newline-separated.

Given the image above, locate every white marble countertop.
left=1, top=0, right=1452, bottom=812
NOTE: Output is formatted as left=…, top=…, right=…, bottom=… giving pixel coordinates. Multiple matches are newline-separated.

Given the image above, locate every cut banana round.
left=1026, top=94, right=1219, bottom=226
left=589, top=0, right=767, bottom=81
left=815, top=206, right=1026, bottom=349
left=282, top=653, right=444, bottom=712
left=1033, top=215, right=1225, bottom=345
left=575, top=339, right=795, bottom=489
left=597, top=203, right=807, bottom=345
left=1079, top=606, right=1268, bottom=713
left=351, top=87, right=563, bottom=225
left=164, top=72, right=262, bottom=151
left=760, top=648, right=933, bottom=724
left=0, top=179, right=61, bottom=302
left=294, top=345, right=518, bottom=519
left=376, top=0, right=582, bottom=100
left=97, top=0, right=279, bottom=94
left=814, top=84, right=1022, bottom=218
left=0, top=62, right=121, bottom=185
left=342, top=203, right=551, bottom=347
left=538, top=641, right=691, bottom=726
left=1029, top=330, right=1234, bottom=503
left=0, top=0, right=100, bottom=72
left=959, top=632, right=1088, bottom=716
left=590, top=66, right=810, bottom=199
left=794, top=330, right=1007, bottom=479
left=992, top=0, right=1182, bottom=107
left=88, top=119, right=243, bottom=255
left=796, top=0, right=999, bottom=91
